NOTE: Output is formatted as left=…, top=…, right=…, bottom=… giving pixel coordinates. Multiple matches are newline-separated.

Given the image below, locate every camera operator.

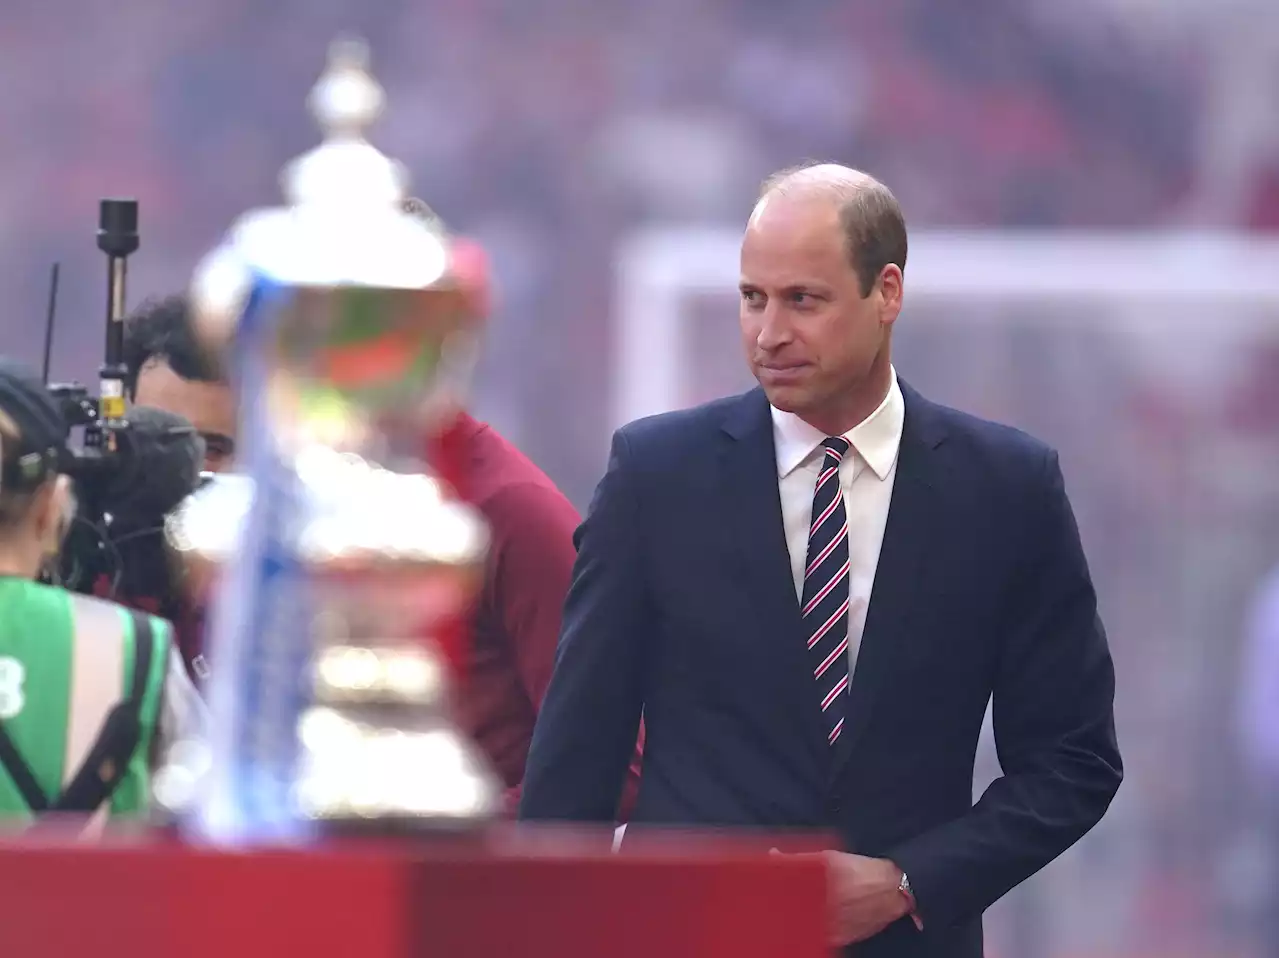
left=0, top=358, right=202, bottom=831
left=123, top=295, right=235, bottom=474
left=82, top=295, right=233, bottom=685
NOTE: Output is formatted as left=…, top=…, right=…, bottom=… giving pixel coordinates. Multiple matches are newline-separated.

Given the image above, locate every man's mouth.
left=759, top=362, right=810, bottom=376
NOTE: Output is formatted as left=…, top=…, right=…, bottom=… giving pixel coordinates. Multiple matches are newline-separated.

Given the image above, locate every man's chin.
left=760, top=384, right=807, bottom=414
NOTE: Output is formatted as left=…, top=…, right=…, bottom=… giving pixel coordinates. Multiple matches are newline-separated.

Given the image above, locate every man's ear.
left=877, top=265, right=904, bottom=327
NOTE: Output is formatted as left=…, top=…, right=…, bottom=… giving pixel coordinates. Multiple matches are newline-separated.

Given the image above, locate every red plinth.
left=0, top=829, right=828, bottom=958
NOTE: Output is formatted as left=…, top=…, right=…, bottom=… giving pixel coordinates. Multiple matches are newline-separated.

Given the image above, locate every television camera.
left=42, top=199, right=207, bottom=599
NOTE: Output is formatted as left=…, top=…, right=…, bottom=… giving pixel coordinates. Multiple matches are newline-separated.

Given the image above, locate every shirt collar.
left=771, top=368, right=904, bottom=481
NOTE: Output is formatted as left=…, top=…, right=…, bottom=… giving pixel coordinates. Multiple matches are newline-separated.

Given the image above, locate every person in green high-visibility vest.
left=0, top=358, right=203, bottom=831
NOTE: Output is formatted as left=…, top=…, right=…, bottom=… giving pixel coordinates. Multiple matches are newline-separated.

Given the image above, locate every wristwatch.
left=898, top=872, right=924, bottom=930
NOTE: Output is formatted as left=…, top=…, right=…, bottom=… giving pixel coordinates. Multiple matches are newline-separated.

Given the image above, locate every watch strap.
left=898, top=871, right=924, bottom=931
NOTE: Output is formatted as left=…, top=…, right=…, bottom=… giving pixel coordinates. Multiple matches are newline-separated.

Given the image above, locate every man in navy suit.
left=520, top=164, right=1122, bottom=955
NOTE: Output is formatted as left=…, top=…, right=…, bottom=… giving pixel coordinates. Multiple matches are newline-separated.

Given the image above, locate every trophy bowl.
left=164, top=39, right=502, bottom=842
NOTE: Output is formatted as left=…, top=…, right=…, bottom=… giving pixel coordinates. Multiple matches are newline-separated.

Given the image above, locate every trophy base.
left=295, top=706, right=501, bottom=827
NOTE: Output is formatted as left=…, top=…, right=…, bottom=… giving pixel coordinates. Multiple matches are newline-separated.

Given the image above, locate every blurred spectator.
left=1237, top=568, right=1278, bottom=786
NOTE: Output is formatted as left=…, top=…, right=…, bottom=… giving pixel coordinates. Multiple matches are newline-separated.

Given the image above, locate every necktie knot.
left=822, top=436, right=851, bottom=460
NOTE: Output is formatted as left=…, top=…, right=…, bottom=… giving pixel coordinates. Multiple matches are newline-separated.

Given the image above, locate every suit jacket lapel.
left=831, top=383, right=947, bottom=779
left=720, top=390, right=830, bottom=753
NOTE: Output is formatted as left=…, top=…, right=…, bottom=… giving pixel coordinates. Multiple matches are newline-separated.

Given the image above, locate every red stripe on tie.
left=814, top=636, right=849, bottom=679
left=801, top=558, right=850, bottom=617
left=807, top=597, right=849, bottom=649
left=805, top=518, right=847, bottom=578
left=809, top=494, right=841, bottom=538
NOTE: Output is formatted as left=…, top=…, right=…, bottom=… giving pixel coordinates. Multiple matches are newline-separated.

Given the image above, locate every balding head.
left=750, top=163, right=907, bottom=298
left=757, top=163, right=880, bottom=202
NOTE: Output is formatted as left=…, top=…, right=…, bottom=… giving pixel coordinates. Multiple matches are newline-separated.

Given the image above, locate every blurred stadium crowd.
left=0, top=0, right=1274, bottom=955
left=2, top=0, right=1274, bottom=496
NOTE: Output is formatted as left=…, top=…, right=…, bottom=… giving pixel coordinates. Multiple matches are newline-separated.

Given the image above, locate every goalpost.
left=611, top=227, right=1278, bottom=429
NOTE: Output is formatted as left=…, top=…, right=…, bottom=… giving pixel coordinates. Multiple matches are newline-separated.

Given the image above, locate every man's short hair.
left=759, top=163, right=908, bottom=298
left=122, top=296, right=225, bottom=398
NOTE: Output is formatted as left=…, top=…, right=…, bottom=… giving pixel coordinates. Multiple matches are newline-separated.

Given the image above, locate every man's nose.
left=756, top=307, right=792, bottom=351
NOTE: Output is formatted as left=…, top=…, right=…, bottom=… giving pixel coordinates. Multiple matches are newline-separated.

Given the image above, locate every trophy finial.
left=280, top=36, right=408, bottom=210
left=307, top=37, right=385, bottom=142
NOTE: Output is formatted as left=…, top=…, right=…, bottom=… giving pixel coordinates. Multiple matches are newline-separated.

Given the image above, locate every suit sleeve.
left=519, top=429, right=650, bottom=822
left=888, top=450, right=1123, bottom=929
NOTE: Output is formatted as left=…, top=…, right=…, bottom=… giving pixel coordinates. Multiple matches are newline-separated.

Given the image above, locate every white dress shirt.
left=771, top=369, right=905, bottom=677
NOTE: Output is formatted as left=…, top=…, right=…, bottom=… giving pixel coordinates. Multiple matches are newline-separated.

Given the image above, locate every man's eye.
left=741, top=289, right=764, bottom=306
left=200, top=434, right=235, bottom=458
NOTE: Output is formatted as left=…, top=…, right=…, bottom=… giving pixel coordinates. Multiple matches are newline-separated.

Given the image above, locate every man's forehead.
left=744, top=193, right=843, bottom=253
left=751, top=181, right=845, bottom=221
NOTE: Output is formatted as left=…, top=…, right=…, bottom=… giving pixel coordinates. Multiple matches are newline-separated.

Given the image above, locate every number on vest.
left=0, top=657, right=25, bottom=720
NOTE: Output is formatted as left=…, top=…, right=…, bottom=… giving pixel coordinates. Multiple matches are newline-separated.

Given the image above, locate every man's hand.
left=778, top=850, right=908, bottom=945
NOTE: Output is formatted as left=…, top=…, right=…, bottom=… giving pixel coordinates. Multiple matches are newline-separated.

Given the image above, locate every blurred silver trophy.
left=165, top=39, right=500, bottom=841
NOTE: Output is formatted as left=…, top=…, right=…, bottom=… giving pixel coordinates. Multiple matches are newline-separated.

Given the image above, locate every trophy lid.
left=284, top=38, right=401, bottom=210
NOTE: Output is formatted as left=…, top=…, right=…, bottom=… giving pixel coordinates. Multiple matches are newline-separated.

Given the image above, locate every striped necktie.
left=800, top=436, right=852, bottom=745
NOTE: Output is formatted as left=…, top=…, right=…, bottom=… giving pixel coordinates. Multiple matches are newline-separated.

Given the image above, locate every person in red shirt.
left=420, top=218, right=642, bottom=816
left=441, top=410, right=641, bottom=815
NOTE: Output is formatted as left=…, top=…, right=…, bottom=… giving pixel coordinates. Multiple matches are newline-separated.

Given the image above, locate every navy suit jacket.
left=520, top=383, right=1122, bottom=957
